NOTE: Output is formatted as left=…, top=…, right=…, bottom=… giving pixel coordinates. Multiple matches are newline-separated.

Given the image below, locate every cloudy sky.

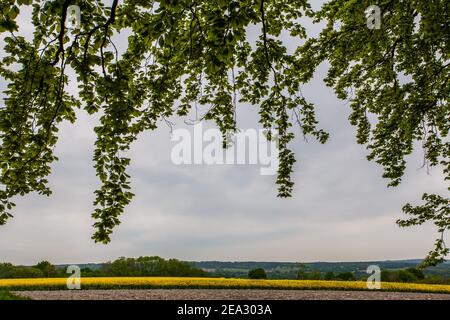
left=0, top=1, right=448, bottom=265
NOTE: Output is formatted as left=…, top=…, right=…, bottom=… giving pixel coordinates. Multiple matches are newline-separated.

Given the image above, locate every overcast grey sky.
left=0, top=1, right=448, bottom=265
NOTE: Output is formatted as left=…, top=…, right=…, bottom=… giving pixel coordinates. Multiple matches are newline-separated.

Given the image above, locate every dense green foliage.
left=257, top=265, right=426, bottom=283
left=100, top=256, right=207, bottom=277
left=0, top=263, right=44, bottom=278
left=248, top=267, right=267, bottom=279
left=0, top=0, right=326, bottom=243
left=0, top=261, right=59, bottom=278
left=295, top=0, right=449, bottom=267
left=297, top=268, right=355, bottom=281
left=0, top=256, right=206, bottom=278
left=0, top=1, right=448, bottom=264
left=381, top=268, right=425, bottom=283
left=34, top=260, right=57, bottom=277
left=198, top=260, right=450, bottom=283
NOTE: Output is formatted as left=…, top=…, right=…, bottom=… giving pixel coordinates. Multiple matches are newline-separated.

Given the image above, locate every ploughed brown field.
left=14, top=289, right=450, bottom=300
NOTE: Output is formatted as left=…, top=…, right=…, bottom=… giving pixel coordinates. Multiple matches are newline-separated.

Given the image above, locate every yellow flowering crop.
left=0, top=277, right=450, bottom=293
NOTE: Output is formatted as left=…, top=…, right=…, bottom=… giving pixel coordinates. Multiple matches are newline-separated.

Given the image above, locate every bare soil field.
left=15, top=289, right=450, bottom=300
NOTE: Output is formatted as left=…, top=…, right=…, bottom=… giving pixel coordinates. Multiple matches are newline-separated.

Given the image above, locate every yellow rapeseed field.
left=1, top=277, right=450, bottom=293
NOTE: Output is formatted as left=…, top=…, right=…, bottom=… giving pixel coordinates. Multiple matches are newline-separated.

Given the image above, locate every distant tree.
left=421, top=275, right=448, bottom=285
left=309, top=271, right=322, bottom=280
left=248, top=268, right=267, bottom=280
left=398, top=270, right=418, bottom=283
left=381, top=269, right=424, bottom=283
left=381, top=270, right=398, bottom=282
left=108, top=257, right=138, bottom=276
left=35, top=261, right=57, bottom=277
left=0, top=263, right=15, bottom=278
left=324, top=271, right=336, bottom=280
left=297, top=264, right=308, bottom=280
left=336, top=272, right=355, bottom=281
left=80, top=267, right=100, bottom=277
left=0, top=263, right=44, bottom=278
left=406, top=268, right=425, bottom=280
left=104, top=256, right=206, bottom=277
left=10, top=267, right=43, bottom=279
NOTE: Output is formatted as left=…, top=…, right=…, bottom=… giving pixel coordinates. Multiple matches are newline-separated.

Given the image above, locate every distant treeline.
left=198, top=260, right=450, bottom=274
left=205, top=263, right=450, bottom=284
left=2, top=257, right=450, bottom=284
left=0, top=256, right=206, bottom=279
left=295, top=266, right=445, bottom=284
left=98, top=256, right=206, bottom=277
